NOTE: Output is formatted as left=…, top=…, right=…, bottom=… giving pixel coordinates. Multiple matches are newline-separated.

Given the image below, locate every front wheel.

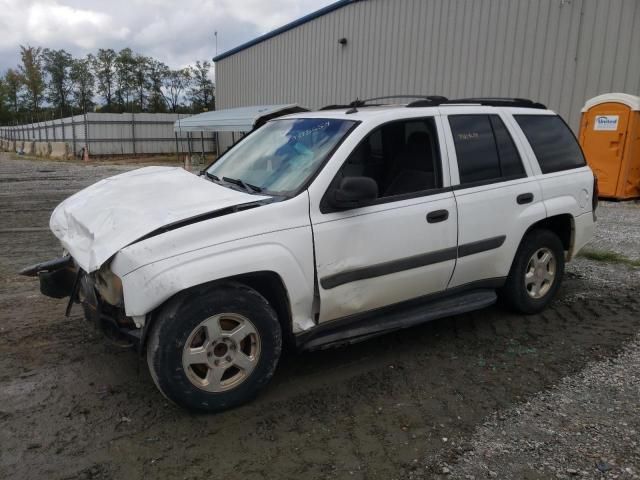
left=500, top=229, right=565, bottom=314
left=146, top=283, right=282, bottom=412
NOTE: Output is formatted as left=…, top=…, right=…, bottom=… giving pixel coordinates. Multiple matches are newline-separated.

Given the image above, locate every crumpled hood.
left=50, top=166, right=269, bottom=272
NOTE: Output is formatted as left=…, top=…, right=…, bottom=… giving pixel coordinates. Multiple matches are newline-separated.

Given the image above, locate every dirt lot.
left=1, top=154, right=639, bottom=479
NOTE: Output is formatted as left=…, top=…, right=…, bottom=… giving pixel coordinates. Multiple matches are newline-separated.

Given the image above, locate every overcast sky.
left=0, top=0, right=335, bottom=75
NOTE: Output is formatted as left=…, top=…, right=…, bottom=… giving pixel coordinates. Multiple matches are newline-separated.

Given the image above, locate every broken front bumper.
left=20, top=255, right=141, bottom=348
left=20, top=256, right=77, bottom=299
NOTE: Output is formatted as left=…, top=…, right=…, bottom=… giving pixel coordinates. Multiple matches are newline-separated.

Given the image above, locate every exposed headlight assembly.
left=93, top=263, right=124, bottom=307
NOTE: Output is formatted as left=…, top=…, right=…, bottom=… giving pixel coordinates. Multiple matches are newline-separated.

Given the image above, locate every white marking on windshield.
left=288, top=121, right=331, bottom=142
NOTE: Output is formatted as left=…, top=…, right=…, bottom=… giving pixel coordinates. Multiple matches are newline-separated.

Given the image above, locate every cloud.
left=0, top=0, right=335, bottom=72
left=0, top=0, right=129, bottom=50
left=26, top=2, right=130, bottom=49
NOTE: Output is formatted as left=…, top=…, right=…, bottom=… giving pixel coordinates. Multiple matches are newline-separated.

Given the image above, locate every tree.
left=90, top=48, right=117, bottom=110
left=188, top=61, right=215, bottom=111
left=0, top=78, right=9, bottom=124
left=161, top=68, right=190, bottom=112
left=42, top=48, right=74, bottom=116
left=70, top=57, right=94, bottom=112
left=3, top=69, right=23, bottom=113
left=0, top=44, right=219, bottom=124
left=132, top=54, right=150, bottom=111
left=18, top=45, right=44, bottom=112
left=114, top=48, right=136, bottom=111
left=0, top=79, right=16, bottom=125
left=147, top=59, right=169, bottom=113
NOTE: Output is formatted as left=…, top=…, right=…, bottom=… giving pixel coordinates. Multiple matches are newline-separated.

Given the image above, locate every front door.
left=309, top=116, right=458, bottom=323
left=581, top=104, right=630, bottom=197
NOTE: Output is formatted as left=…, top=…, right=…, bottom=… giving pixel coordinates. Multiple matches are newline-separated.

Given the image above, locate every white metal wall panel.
left=216, top=0, right=640, bottom=134
left=0, top=113, right=205, bottom=155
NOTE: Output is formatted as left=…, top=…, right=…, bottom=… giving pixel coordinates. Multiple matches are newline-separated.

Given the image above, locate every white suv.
left=23, top=97, right=596, bottom=412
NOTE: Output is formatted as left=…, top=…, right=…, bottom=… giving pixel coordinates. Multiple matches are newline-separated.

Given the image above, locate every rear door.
left=512, top=113, right=594, bottom=253
left=441, top=108, right=545, bottom=288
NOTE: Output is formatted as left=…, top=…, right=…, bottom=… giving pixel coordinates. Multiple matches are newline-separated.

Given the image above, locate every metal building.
left=214, top=0, right=640, bottom=148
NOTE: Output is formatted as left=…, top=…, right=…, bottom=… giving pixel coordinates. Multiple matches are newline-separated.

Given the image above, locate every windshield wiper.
left=222, top=176, right=263, bottom=193
left=204, top=171, right=220, bottom=182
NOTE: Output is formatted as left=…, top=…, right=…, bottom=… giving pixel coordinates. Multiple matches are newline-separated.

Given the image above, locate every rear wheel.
left=146, top=283, right=282, bottom=412
left=500, top=229, right=565, bottom=314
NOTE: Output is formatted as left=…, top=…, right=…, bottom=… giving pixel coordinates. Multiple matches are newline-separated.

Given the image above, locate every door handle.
left=426, top=209, right=449, bottom=223
left=517, top=193, right=534, bottom=205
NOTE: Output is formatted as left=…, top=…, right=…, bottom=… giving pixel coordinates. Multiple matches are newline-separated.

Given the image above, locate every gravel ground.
left=0, top=154, right=639, bottom=479
left=431, top=334, right=640, bottom=479
left=588, top=201, right=640, bottom=261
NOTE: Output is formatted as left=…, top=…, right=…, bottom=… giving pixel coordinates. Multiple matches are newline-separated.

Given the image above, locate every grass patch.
left=578, top=248, right=640, bottom=267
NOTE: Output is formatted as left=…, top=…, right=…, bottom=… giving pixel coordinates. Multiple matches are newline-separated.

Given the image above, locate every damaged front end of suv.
left=19, top=164, right=275, bottom=351
left=20, top=255, right=141, bottom=348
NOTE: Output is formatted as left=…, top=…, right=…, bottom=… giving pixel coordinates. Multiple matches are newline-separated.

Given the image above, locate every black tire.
left=146, top=282, right=282, bottom=412
left=500, top=229, right=565, bottom=314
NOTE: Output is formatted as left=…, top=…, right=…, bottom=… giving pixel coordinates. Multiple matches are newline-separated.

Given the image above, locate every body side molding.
left=320, top=235, right=506, bottom=290
left=457, top=235, right=506, bottom=258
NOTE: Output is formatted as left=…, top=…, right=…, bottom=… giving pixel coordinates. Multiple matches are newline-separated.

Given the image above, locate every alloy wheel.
left=524, top=247, right=557, bottom=299
left=182, top=313, right=261, bottom=392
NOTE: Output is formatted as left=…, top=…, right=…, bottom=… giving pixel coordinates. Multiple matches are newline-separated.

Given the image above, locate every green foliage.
left=42, top=48, right=74, bottom=115
left=162, top=68, right=191, bottom=112
left=578, top=249, right=640, bottom=267
left=3, top=69, right=22, bottom=114
left=132, top=54, right=151, bottom=112
left=70, top=57, right=95, bottom=111
left=147, top=60, right=169, bottom=113
left=1, top=45, right=215, bottom=123
left=114, top=48, right=137, bottom=110
left=90, top=48, right=117, bottom=109
left=188, top=61, right=215, bottom=112
left=18, top=45, right=45, bottom=112
left=0, top=77, right=11, bottom=124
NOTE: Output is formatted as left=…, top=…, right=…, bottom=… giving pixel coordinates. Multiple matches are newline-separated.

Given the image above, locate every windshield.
left=206, top=118, right=356, bottom=195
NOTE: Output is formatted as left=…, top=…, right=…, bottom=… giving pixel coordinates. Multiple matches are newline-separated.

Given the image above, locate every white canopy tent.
left=174, top=104, right=309, bottom=157
left=173, top=104, right=308, bottom=133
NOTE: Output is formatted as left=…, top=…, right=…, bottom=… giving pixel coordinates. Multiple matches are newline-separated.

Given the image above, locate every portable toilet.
left=579, top=93, right=640, bottom=200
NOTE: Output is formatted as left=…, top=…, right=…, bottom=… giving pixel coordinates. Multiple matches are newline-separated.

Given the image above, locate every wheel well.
left=230, top=271, right=294, bottom=345
left=141, top=271, right=294, bottom=352
left=526, top=214, right=574, bottom=253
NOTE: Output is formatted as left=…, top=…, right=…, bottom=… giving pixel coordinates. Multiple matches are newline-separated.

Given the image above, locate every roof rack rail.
left=442, top=97, right=547, bottom=109
left=335, top=95, right=448, bottom=114
left=319, top=104, right=352, bottom=111
left=406, top=96, right=448, bottom=107
left=346, top=96, right=407, bottom=113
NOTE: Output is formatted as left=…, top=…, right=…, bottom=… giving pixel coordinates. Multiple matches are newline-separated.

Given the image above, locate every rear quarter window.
left=514, top=115, right=586, bottom=174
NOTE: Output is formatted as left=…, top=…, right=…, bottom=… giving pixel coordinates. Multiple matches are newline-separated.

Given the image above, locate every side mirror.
left=330, top=176, right=378, bottom=209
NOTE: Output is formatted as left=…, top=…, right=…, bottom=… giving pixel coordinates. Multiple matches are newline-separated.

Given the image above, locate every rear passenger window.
left=490, top=116, right=525, bottom=178
left=514, top=115, right=586, bottom=173
left=449, top=115, right=525, bottom=185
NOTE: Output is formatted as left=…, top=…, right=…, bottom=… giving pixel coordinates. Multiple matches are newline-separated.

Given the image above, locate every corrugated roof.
left=213, top=0, right=356, bottom=62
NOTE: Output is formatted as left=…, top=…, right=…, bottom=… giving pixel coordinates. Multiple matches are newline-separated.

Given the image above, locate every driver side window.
left=336, top=117, right=443, bottom=200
